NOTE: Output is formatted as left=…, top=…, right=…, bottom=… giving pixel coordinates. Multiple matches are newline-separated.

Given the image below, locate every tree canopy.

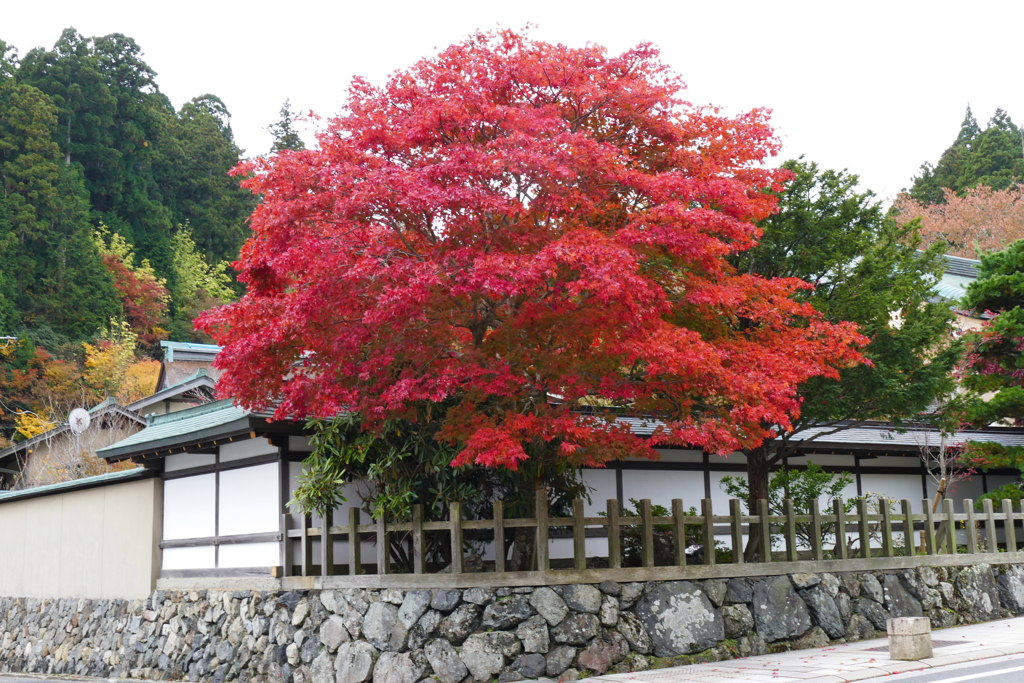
left=908, top=106, right=1024, bottom=204
left=731, top=159, right=961, bottom=536
left=960, top=241, right=1024, bottom=475
left=894, top=184, right=1024, bottom=259
left=200, top=31, right=866, bottom=476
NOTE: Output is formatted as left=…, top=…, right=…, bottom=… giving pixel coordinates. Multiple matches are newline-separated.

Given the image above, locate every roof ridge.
left=147, top=398, right=239, bottom=425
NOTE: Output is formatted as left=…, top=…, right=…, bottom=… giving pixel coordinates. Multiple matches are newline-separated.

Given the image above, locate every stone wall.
left=3, top=564, right=1024, bottom=682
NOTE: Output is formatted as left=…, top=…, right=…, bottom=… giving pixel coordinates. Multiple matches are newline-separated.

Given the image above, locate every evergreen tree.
left=0, top=75, right=117, bottom=341
left=268, top=99, right=305, bottom=153
left=732, top=159, right=961, bottom=557
left=909, top=106, right=1024, bottom=203
left=157, top=95, right=254, bottom=263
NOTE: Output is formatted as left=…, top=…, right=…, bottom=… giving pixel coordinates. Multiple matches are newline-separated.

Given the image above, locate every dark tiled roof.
left=942, top=254, right=980, bottom=278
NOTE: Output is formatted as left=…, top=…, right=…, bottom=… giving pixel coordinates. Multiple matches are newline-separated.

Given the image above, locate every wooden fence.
left=278, top=492, right=1024, bottom=587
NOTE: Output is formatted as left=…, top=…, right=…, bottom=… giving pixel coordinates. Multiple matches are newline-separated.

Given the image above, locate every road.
left=861, top=653, right=1024, bottom=683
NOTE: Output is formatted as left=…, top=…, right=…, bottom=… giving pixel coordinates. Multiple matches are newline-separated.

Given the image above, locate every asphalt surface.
left=861, top=653, right=1024, bottom=682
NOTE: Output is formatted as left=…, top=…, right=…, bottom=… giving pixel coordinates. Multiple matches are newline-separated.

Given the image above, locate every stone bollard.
left=887, top=617, right=933, bottom=660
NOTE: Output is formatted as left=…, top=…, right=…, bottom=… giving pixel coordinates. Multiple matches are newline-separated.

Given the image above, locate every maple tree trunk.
left=744, top=448, right=772, bottom=562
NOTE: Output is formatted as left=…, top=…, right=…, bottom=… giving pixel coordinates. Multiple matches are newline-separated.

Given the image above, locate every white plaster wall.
left=164, top=452, right=215, bottom=472
left=220, top=438, right=277, bottom=463
left=163, top=474, right=216, bottom=540
left=0, top=478, right=161, bottom=599
left=219, top=463, right=279, bottom=536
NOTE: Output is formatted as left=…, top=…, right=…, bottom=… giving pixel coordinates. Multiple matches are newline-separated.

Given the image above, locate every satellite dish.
left=68, top=408, right=91, bottom=435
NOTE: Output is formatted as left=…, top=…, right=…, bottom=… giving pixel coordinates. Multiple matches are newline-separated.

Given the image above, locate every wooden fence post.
left=281, top=513, right=293, bottom=577
left=412, top=504, right=425, bottom=575
left=757, top=499, right=772, bottom=563
left=607, top=499, right=621, bottom=570
left=856, top=499, right=871, bottom=559
left=493, top=501, right=506, bottom=574
left=535, top=490, right=549, bottom=572
left=901, top=500, right=915, bottom=557
left=449, top=501, right=463, bottom=574
left=809, top=498, right=823, bottom=562
left=783, top=499, right=798, bottom=562
left=923, top=499, right=936, bottom=556
left=880, top=503, right=894, bottom=558
left=1003, top=499, right=1018, bottom=552
left=376, top=513, right=389, bottom=575
left=639, top=499, right=654, bottom=568
left=300, top=513, right=313, bottom=576
left=702, top=498, right=716, bottom=566
left=348, top=507, right=362, bottom=575
left=833, top=499, right=847, bottom=560
left=963, top=499, right=978, bottom=555
left=572, top=499, right=586, bottom=570
left=983, top=498, right=997, bottom=552
left=942, top=498, right=956, bottom=554
left=729, top=499, right=744, bottom=564
left=671, top=499, right=686, bottom=567
left=320, top=508, right=334, bottom=577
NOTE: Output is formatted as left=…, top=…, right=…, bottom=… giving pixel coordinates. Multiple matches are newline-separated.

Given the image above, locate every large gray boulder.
left=955, top=564, right=1001, bottom=621
left=424, top=639, right=468, bottom=683
left=460, top=632, right=521, bottom=682
left=558, top=585, right=603, bottom=614
left=362, top=602, right=407, bottom=651
left=550, top=613, right=600, bottom=645
left=529, top=587, right=569, bottom=626
left=799, top=586, right=845, bottom=639
left=576, top=631, right=629, bottom=674
left=372, top=651, right=427, bottom=683
left=481, top=595, right=533, bottom=630
left=997, top=566, right=1024, bottom=613
left=437, top=604, right=481, bottom=645
left=334, top=642, right=377, bottom=683
left=882, top=575, right=923, bottom=618
left=635, top=581, right=724, bottom=656
left=751, top=576, right=811, bottom=642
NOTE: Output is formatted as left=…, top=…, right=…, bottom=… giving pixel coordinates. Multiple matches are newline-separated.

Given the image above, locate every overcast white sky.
left=9, top=1, right=1024, bottom=203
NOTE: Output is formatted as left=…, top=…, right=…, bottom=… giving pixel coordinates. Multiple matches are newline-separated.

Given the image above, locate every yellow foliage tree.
left=118, top=359, right=161, bottom=404
left=82, top=318, right=138, bottom=401
left=13, top=410, right=55, bottom=441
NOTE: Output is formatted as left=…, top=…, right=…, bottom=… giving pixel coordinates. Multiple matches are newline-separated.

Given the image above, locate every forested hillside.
left=0, top=28, right=256, bottom=447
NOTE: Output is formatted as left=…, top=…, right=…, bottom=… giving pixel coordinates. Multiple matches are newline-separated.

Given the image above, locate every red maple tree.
left=199, top=31, right=866, bottom=472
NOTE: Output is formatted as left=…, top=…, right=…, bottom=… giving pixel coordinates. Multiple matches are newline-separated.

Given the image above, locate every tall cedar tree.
left=910, top=106, right=1024, bottom=204
left=268, top=99, right=305, bottom=153
left=960, top=241, right=1024, bottom=473
left=732, top=160, right=960, bottom=554
left=199, top=32, right=866, bottom=487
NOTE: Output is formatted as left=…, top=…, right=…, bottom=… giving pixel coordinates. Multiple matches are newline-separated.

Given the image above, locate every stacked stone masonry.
left=3, top=564, right=1024, bottom=682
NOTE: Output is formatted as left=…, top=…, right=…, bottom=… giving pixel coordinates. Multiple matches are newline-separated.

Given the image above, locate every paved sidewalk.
left=579, top=616, right=1024, bottom=683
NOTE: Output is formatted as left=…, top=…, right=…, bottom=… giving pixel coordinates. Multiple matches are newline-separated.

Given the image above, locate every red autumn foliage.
left=99, top=253, right=169, bottom=347
left=198, top=31, right=867, bottom=469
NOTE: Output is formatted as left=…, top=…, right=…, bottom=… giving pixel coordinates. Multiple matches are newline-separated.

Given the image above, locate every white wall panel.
left=219, top=542, right=279, bottom=568
left=162, top=546, right=215, bottom=570
left=581, top=469, right=617, bottom=514
left=220, top=438, right=277, bottom=463
left=219, top=463, right=279, bottom=535
left=860, top=473, right=925, bottom=504
left=163, top=474, right=215, bottom=539
left=621, top=470, right=704, bottom=509
left=164, top=452, right=215, bottom=472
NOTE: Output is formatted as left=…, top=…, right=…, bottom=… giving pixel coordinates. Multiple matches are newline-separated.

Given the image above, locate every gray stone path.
left=573, top=616, right=1024, bottom=683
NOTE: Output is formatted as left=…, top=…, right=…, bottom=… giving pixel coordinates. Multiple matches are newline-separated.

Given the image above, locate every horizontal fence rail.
left=276, top=492, right=1024, bottom=586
